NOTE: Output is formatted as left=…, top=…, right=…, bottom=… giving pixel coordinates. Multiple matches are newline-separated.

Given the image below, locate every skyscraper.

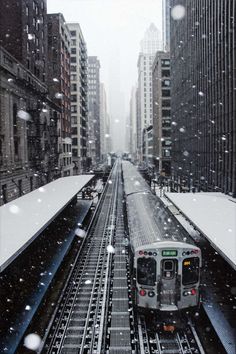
left=0, top=0, right=47, bottom=83
left=67, top=23, right=88, bottom=173
left=88, top=56, right=100, bottom=167
left=100, top=83, right=111, bottom=160
left=162, top=0, right=171, bottom=51
left=137, top=24, right=162, bottom=161
left=47, top=13, right=73, bottom=177
left=152, top=52, right=171, bottom=176
left=170, top=0, right=236, bottom=196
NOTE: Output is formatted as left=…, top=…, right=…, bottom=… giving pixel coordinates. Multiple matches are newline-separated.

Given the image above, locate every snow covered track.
left=138, top=315, right=205, bottom=354
left=40, top=162, right=122, bottom=353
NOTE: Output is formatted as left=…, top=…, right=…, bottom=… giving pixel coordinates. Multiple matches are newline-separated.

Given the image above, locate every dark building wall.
left=0, top=46, right=59, bottom=205
left=88, top=56, right=100, bottom=165
left=47, top=13, right=71, bottom=139
left=152, top=52, right=171, bottom=176
left=170, top=0, right=236, bottom=196
left=0, top=0, right=47, bottom=82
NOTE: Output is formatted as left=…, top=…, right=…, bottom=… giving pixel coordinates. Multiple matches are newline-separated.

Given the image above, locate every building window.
left=71, top=57, right=76, bottom=63
left=71, top=65, right=77, bottom=72
left=26, top=5, right=29, bottom=16
left=162, top=69, right=170, bottom=77
left=162, top=109, right=171, bottom=117
left=71, top=95, right=77, bottom=102
left=161, top=59, right=170, bottom=67
left=71, top=127, right=78, bottom=135
left=72, top=138, right=78, bottom=146
left=72, top=83, right=77, bottom=91
left=18, top=179, right=22, bottom=197
left=162, top=89, right=170, bottom=97
left=71, top=48, right=76, bottom=54
left=71, top=74, right=77, bottom=81
left=30, top=176, right=33, bottom=191
left=70, top=30, right=76, bottom=37
left=2, top=184, right=7, bottom=204
left=162, top=79, right=170, bottom=87
left=162, top=100, right=170, bottom=107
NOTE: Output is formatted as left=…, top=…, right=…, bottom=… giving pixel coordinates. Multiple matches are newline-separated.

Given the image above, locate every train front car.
left=122, top=161, right=202, bottom=330
left=135, top=242, right=201, bottom=314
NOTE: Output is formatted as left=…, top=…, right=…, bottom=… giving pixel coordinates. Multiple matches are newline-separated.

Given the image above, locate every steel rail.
left=41, top=162, right=120, bottom=353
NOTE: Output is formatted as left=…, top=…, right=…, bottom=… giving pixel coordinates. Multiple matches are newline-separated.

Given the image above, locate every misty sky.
left=47, top=0, right=163, bottom=150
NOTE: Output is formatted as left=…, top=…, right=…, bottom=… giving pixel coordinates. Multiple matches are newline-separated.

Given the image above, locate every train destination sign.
left=162, top=250, right=178, bottom=257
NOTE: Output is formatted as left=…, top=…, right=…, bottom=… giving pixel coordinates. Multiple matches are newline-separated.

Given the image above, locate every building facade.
left=47, top=13, right=73, bottom=177
left=88, top=56, right=101, bottom=167
left=170, top=0, right=236, bottom=196
left=100, top=83, right=111, bottom=160
left=0, top=47, right=59, bottom=205
left=162, top=0, right=171, bottom=51
left=68, top=23, right=88, bottom=174
left=137, top=24, right=162, bottom=161
left=152, top=52, right=171, bottom=176
left=0, top=0, right=47, bottom=83
left=128, top=86, right=137, bottom=160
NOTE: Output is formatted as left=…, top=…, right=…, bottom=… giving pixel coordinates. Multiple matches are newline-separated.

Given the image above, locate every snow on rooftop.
left=0, top=175, right=93, bottom=272
left=165, top=192, right=236, bottom=270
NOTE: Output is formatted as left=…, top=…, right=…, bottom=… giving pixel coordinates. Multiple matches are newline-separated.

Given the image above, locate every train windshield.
left=182, top=257, right=200, bottom=285
left=137, top=258, right=156, bottom=286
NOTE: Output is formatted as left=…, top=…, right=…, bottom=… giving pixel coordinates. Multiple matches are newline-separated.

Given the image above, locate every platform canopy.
left=165, top=192, right=236, bottom=270
left=0, top=175, right=94, bottom=272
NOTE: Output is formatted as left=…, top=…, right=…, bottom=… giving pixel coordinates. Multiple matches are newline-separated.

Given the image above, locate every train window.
left=137, top=258, right=156, bottom=286
left=182, top=257, right=200, bottom=285
left=161, top=259, right=177, bottom=279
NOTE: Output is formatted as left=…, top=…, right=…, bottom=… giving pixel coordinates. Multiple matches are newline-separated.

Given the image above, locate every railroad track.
left=39, top=160, right=207, bottom=354
left=138, top=315, right=205, bottom=354
left=40, top=162, right=121, bottom=353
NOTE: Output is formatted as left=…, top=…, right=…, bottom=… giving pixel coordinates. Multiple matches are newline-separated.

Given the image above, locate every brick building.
left=0, top=0, right=47, bottom=83
left=47, top=13, right=73, bottom=176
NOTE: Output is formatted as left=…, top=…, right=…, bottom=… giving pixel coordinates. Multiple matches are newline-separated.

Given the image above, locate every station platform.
left=0, top=175, right=94, bottom=272
left=0, top=175, right=94, bottom=352
left=164, top=192, right=236, bottom=270
left=156, top=190, right=236, bottom=353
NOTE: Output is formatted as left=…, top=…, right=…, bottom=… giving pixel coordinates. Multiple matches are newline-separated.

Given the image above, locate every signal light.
left=139, top=250, right=144, bottom=255
left=139, top=289, right=146, bottom=296
left=148, top=291, right=155, bottom=297
left=191, top=289, right=197, bottom=295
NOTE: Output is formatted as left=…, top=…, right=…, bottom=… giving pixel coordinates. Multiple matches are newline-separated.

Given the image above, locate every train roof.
left=0, top=175, right=94, bottom=272
left=135, top=240, right=200, bottom=252
left=122, top=161, right=150, bottom=195
left=122, top=162, right=193, bottom=251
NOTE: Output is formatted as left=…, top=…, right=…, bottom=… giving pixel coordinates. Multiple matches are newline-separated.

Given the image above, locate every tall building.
left=88, top=56, right=100, bottom=167
left=0, top=1, right=60, bottom=205
left=0, top=0, right=47, bottom=83
left=47, top=13, right=73, bottom=177
left=100, top=83, right=111, bottom=160
left=137, top=24, right=162, bottom=161
left=128, top=86, right=137, bottom=160
left=162, top=0, right=171, bottom=51
left=170, top=0, right=236, bottom=196
left=152, top=52, right=171, bottom=176
left=67, top=23, right=88, bottom=174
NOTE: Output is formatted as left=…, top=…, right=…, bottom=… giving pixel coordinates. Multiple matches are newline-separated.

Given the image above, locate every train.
left=122, top=161, right=201, bottom=329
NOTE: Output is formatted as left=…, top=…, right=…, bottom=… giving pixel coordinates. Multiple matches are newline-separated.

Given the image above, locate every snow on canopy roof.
left=0, top=175, right=94, bottom=272
left=165, top=192, right=236, bottom=270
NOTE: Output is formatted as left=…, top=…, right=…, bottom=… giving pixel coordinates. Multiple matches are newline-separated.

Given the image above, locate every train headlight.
left=139, top=250, right=144, bottom=255
left=148, top=291, right=155, bottom=297
left=139, top=289, right=146, bottom=296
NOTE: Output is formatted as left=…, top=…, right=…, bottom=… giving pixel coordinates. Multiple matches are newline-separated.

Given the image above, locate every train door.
left=159, top=259, right=178, bottom=308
